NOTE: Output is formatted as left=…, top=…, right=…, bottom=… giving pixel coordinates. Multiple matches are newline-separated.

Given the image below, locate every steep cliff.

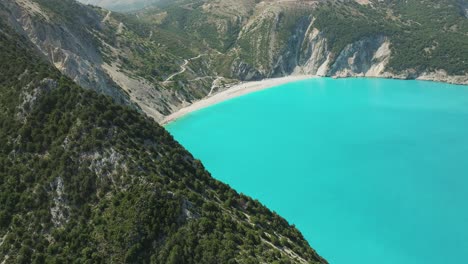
left=152, top=0, right=467, bottom=85
left=2, top=0, right=466, bottom=123
left=228, top=0, right=467, bottom=84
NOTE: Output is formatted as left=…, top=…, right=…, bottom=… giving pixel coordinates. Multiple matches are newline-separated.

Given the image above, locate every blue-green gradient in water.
left=166, top=78, right=468, bottom=264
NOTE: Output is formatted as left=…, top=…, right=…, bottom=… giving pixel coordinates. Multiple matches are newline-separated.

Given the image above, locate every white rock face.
left=294, top=27, right=330, bottom=75
left=365, top=40, right=391, bottom=77
left=292, top=31, right=468, bottom=85
left=329, top=36, right=388, bottom=76
left=294, top=29, right=393, bottom=79
left=50, top=177, right=70, bottom=227
left=316, top=55, right=331, bottom=77
left=417, top=70, right=468, bottom=85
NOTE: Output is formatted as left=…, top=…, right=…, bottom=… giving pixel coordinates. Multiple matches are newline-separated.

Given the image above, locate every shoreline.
left=161, top=74, right=468, bottom=125
left=162, top=75, right=314, bottom=125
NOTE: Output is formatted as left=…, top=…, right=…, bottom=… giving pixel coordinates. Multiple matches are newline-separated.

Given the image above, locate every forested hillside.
left=0, top=1, right=466, bottom=261
left=313, top=0, right=468, bottom=75
left=0, top=18, right=325, bottom=263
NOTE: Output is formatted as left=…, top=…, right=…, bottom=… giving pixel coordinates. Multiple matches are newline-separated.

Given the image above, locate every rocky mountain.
left=0, top=12, right=326, bottom=263
left=1, top=0, right=466, bottom=123
left=0, top=0, right=466, bottom=262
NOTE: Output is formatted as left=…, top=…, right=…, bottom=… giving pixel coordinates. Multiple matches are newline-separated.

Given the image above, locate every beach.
left=162, top=75, right=314, bottom=124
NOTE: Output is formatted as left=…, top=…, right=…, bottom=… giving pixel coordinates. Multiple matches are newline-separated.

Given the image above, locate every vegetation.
left=1, top=0, right=465, bottom=262
left=314, top=0, right=468, bottom=75
left=156, top=3, right=241, bottom=52
left=0, top=18, right=324, bottom=263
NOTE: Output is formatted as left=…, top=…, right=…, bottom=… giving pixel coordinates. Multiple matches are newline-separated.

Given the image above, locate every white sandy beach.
left=162, top=75, right=314, bottom=125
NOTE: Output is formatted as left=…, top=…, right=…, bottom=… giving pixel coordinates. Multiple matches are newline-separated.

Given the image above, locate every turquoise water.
left=166, top=78, right=468, bottom=264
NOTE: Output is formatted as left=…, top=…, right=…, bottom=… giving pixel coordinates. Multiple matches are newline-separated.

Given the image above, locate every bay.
left=167, top=78, right=468, bottom=264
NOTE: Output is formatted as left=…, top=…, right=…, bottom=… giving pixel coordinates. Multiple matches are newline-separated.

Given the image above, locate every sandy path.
left=162, top=75, right=314, bottom=125
left=208, top=76, right=224, bottom=96
left=164, top=54, right=207, bottom=84
left=164, top=59, right=189, bottom=83
left=102, top=10, right=111, bottom=23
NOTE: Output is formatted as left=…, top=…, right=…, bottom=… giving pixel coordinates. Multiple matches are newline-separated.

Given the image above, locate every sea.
left=166, top=78, right=468, bottom=264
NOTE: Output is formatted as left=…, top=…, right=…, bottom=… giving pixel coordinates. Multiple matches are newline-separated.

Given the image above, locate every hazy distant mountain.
left=77, top=0, right=161, bottom=11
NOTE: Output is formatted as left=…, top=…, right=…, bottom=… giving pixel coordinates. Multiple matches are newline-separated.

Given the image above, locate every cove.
left=166, top=78, right=468, bottom=264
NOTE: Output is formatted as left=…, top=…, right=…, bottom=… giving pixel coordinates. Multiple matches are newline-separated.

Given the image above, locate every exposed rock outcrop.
left=236, top=22, right=468, bottom=85
left=17, top=78, right=58, bottom=122
left=417, top=70, right=468, bottom=85
left=294, top=26, right=330, bottom=75
left=4, top=0, right=131, bottom=104
left=328, top=36, right=389, bottom=77
left=2, top=0, right=466, bottom=125
left=50, top=177, right=70, bottom=227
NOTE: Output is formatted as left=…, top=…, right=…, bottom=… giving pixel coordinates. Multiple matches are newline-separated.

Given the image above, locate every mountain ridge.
left=0, top=0, right=466, bottom=262
left=2, top=0, right=467, bottom=123
left=0, top=13, right=326, bottom=263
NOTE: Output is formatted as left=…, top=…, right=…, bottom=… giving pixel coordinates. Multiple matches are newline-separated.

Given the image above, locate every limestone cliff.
left=1, top=0, right=466, bottom=123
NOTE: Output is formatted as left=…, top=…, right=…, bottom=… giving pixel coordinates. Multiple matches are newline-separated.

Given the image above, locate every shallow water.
left=166, top=78, right=468, bottom=264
